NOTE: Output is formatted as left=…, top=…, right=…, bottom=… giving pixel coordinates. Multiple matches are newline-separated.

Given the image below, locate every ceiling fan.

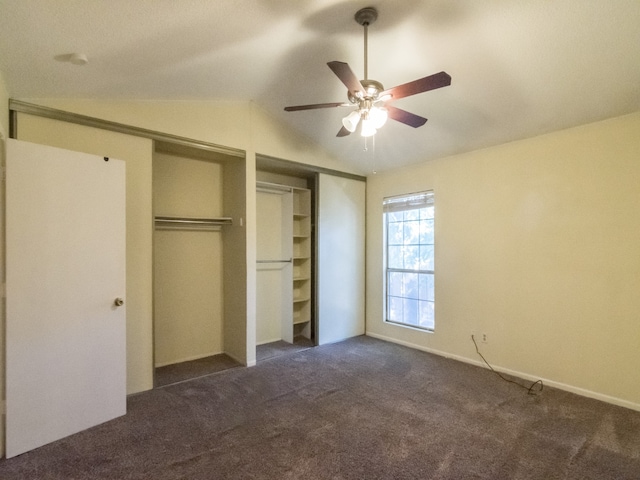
left=284, top=7, right=451, bottom=138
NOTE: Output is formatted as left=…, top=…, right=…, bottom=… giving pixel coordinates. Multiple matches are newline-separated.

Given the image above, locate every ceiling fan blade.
left=327, top=61, right=366, bottom=96
left=386, top=105, right=428, bottom=128
left=337, top=126, right=351, bottom=137
left=284, top=102, right=347, bottom=111
left=381, top=71, right=451, bottom=101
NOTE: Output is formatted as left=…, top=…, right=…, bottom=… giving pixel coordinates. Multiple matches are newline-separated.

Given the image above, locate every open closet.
left=255, top=168, right=315, bottom=362
left=152, top=141, right=246, bottom=386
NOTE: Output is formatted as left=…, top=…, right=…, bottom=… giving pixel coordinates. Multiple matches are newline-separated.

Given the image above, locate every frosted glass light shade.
left=342, top=110, right=361, bottom=133
left=369, top=106, right=388, bottom=129
left=360, top=118, right=377, bottom=137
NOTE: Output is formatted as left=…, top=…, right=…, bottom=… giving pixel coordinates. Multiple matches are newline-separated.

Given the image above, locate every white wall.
left=366, top=112, right=640, bottom=410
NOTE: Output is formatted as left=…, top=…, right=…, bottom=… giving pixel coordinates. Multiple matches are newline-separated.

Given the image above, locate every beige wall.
left=0, top=70, right=8, bottom=456
left=153, top=152, right=225, bottom=366
left=222, top=156, right=251, bottom=364
left=21, top=99, right=357, bottom=175
left=366, top=112, right=640, bottom=410
left=0, top=69, right=8, bottom=136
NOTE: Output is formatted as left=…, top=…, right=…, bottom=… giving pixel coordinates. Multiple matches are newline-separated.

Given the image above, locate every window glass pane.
left=403, top=220, right=420, bottom=245
left=404, top=246, right=420, bottom=270
left=388, top=296, right=403, bottom=322
left=388, top=246, right=403, bottom=269
left=402, top=298, right=419, bottom=326
left=404, top=209, right=420, bottom=221
left=419, top=245, right=434, bottom=271
left=419, top=301, right=435, bottom=329
left=403, top=273, right=419, bottom=299
left=421, top=206, right=434, bottom=220
left=419, top=274, right=435, bottom=301
left=387, top=221, right=404, bottom=245
left=388, top=272, right=402, bottom=297
left=388, top=211, right=403, bottom=222
left=420, top=219, right=434, bottom=245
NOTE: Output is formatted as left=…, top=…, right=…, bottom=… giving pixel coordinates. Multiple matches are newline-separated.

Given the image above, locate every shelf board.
left=293, top=276, right=310, bottom=282
left=293, top=318, right=311, bottom=325
left=293, top=296, right=311, bottom=303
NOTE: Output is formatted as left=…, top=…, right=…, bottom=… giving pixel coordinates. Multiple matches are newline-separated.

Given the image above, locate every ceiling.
left=1, top=0, right=639, bottom=175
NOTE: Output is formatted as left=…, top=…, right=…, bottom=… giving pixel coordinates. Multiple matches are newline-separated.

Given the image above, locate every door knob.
left=114, top=298, right=124, bottom=307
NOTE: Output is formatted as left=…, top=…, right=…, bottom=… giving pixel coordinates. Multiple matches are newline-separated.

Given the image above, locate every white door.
left=5, top=139, right=127, bottom=458
left=256, top=187, right=293, bottom=344
left=316, top=174, right=366, bottom=345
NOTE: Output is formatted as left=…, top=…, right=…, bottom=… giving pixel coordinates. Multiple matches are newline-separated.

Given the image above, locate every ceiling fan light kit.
left=284, top=7, right=451, bottom=138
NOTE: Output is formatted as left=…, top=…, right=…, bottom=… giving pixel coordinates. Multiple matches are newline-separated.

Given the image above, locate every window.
left=384, top=191, right=435, bottom=330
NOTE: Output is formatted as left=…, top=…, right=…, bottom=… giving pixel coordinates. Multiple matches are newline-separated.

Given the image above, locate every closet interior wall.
left=256, top=170, right=315, bottom=346
left=153, top=141, right=245, bottom=372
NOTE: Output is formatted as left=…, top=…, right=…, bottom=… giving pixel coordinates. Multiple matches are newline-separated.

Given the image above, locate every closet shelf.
left=154, top=215, right=232, bottom=231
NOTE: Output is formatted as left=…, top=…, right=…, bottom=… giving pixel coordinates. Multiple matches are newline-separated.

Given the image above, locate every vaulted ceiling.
left=1, top=0, right=639, bottom=174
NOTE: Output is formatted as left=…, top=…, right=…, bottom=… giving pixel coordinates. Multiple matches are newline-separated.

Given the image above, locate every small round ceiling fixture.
left=69, top=53, right=89, bottom=65
left=354, top=7, right=378, bottom=26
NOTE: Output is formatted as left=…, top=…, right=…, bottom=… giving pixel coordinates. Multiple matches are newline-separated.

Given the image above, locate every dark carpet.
left=256, top=337, right=314, bottom=363
left=155, top=354, right=241, bottom=387
left=1, top=336, right=640, bottom=479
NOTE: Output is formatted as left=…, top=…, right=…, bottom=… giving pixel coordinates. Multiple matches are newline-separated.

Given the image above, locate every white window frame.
left=383, top=191, right=435, bottom=331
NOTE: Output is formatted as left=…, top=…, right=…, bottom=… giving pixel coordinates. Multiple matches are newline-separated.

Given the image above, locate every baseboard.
left=366, top=331, right=640, bottom=413
left=256, top=337, right=282, bottom=346
left=154, top=351, right=224, bottom=368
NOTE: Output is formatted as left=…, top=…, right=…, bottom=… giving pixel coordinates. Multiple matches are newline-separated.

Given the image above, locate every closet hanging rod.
left=256, top=259, right=292, bottom=264
left=154, top=216, right=233, bottom=226
left=256, top=181, right=293, bottom=194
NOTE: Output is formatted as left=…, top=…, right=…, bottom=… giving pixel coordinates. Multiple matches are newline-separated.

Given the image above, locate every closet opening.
left=152, top=141, right=246, bottom=387
left=256, top=158, right=317, bottom=363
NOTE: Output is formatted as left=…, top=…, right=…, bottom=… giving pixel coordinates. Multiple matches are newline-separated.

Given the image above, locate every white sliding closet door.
left=256, top=187, right=293, bottom=344
left=5, top=139, right=127, bottom=457
left=316, top=174, right=366, bottom=345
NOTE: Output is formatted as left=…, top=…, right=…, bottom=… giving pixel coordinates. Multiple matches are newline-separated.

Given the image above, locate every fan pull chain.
left=372, top=134, right=377, bottom=174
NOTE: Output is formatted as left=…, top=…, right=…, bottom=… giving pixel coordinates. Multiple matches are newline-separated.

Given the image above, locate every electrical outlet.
left=481, top=333, right=488, bottom=344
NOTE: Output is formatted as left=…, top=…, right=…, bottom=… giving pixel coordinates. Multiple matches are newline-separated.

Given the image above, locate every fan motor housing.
left=348, top=79, right=384, bottom=104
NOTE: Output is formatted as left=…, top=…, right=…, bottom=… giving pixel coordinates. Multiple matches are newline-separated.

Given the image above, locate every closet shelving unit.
left=292, top=187, right=312, bottom=338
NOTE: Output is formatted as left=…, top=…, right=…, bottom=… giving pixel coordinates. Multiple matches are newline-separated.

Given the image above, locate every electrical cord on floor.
left=471, top=335, right=543, bottom=396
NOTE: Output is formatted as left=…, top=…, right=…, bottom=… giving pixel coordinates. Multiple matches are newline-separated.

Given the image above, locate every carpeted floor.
left=1, top=335, right=639, bottom=479
left=155, top=353, right=242, bottom=387
left=156, top=337, right=313, bottom=387
left=256, top=336, right=315, bottom=362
